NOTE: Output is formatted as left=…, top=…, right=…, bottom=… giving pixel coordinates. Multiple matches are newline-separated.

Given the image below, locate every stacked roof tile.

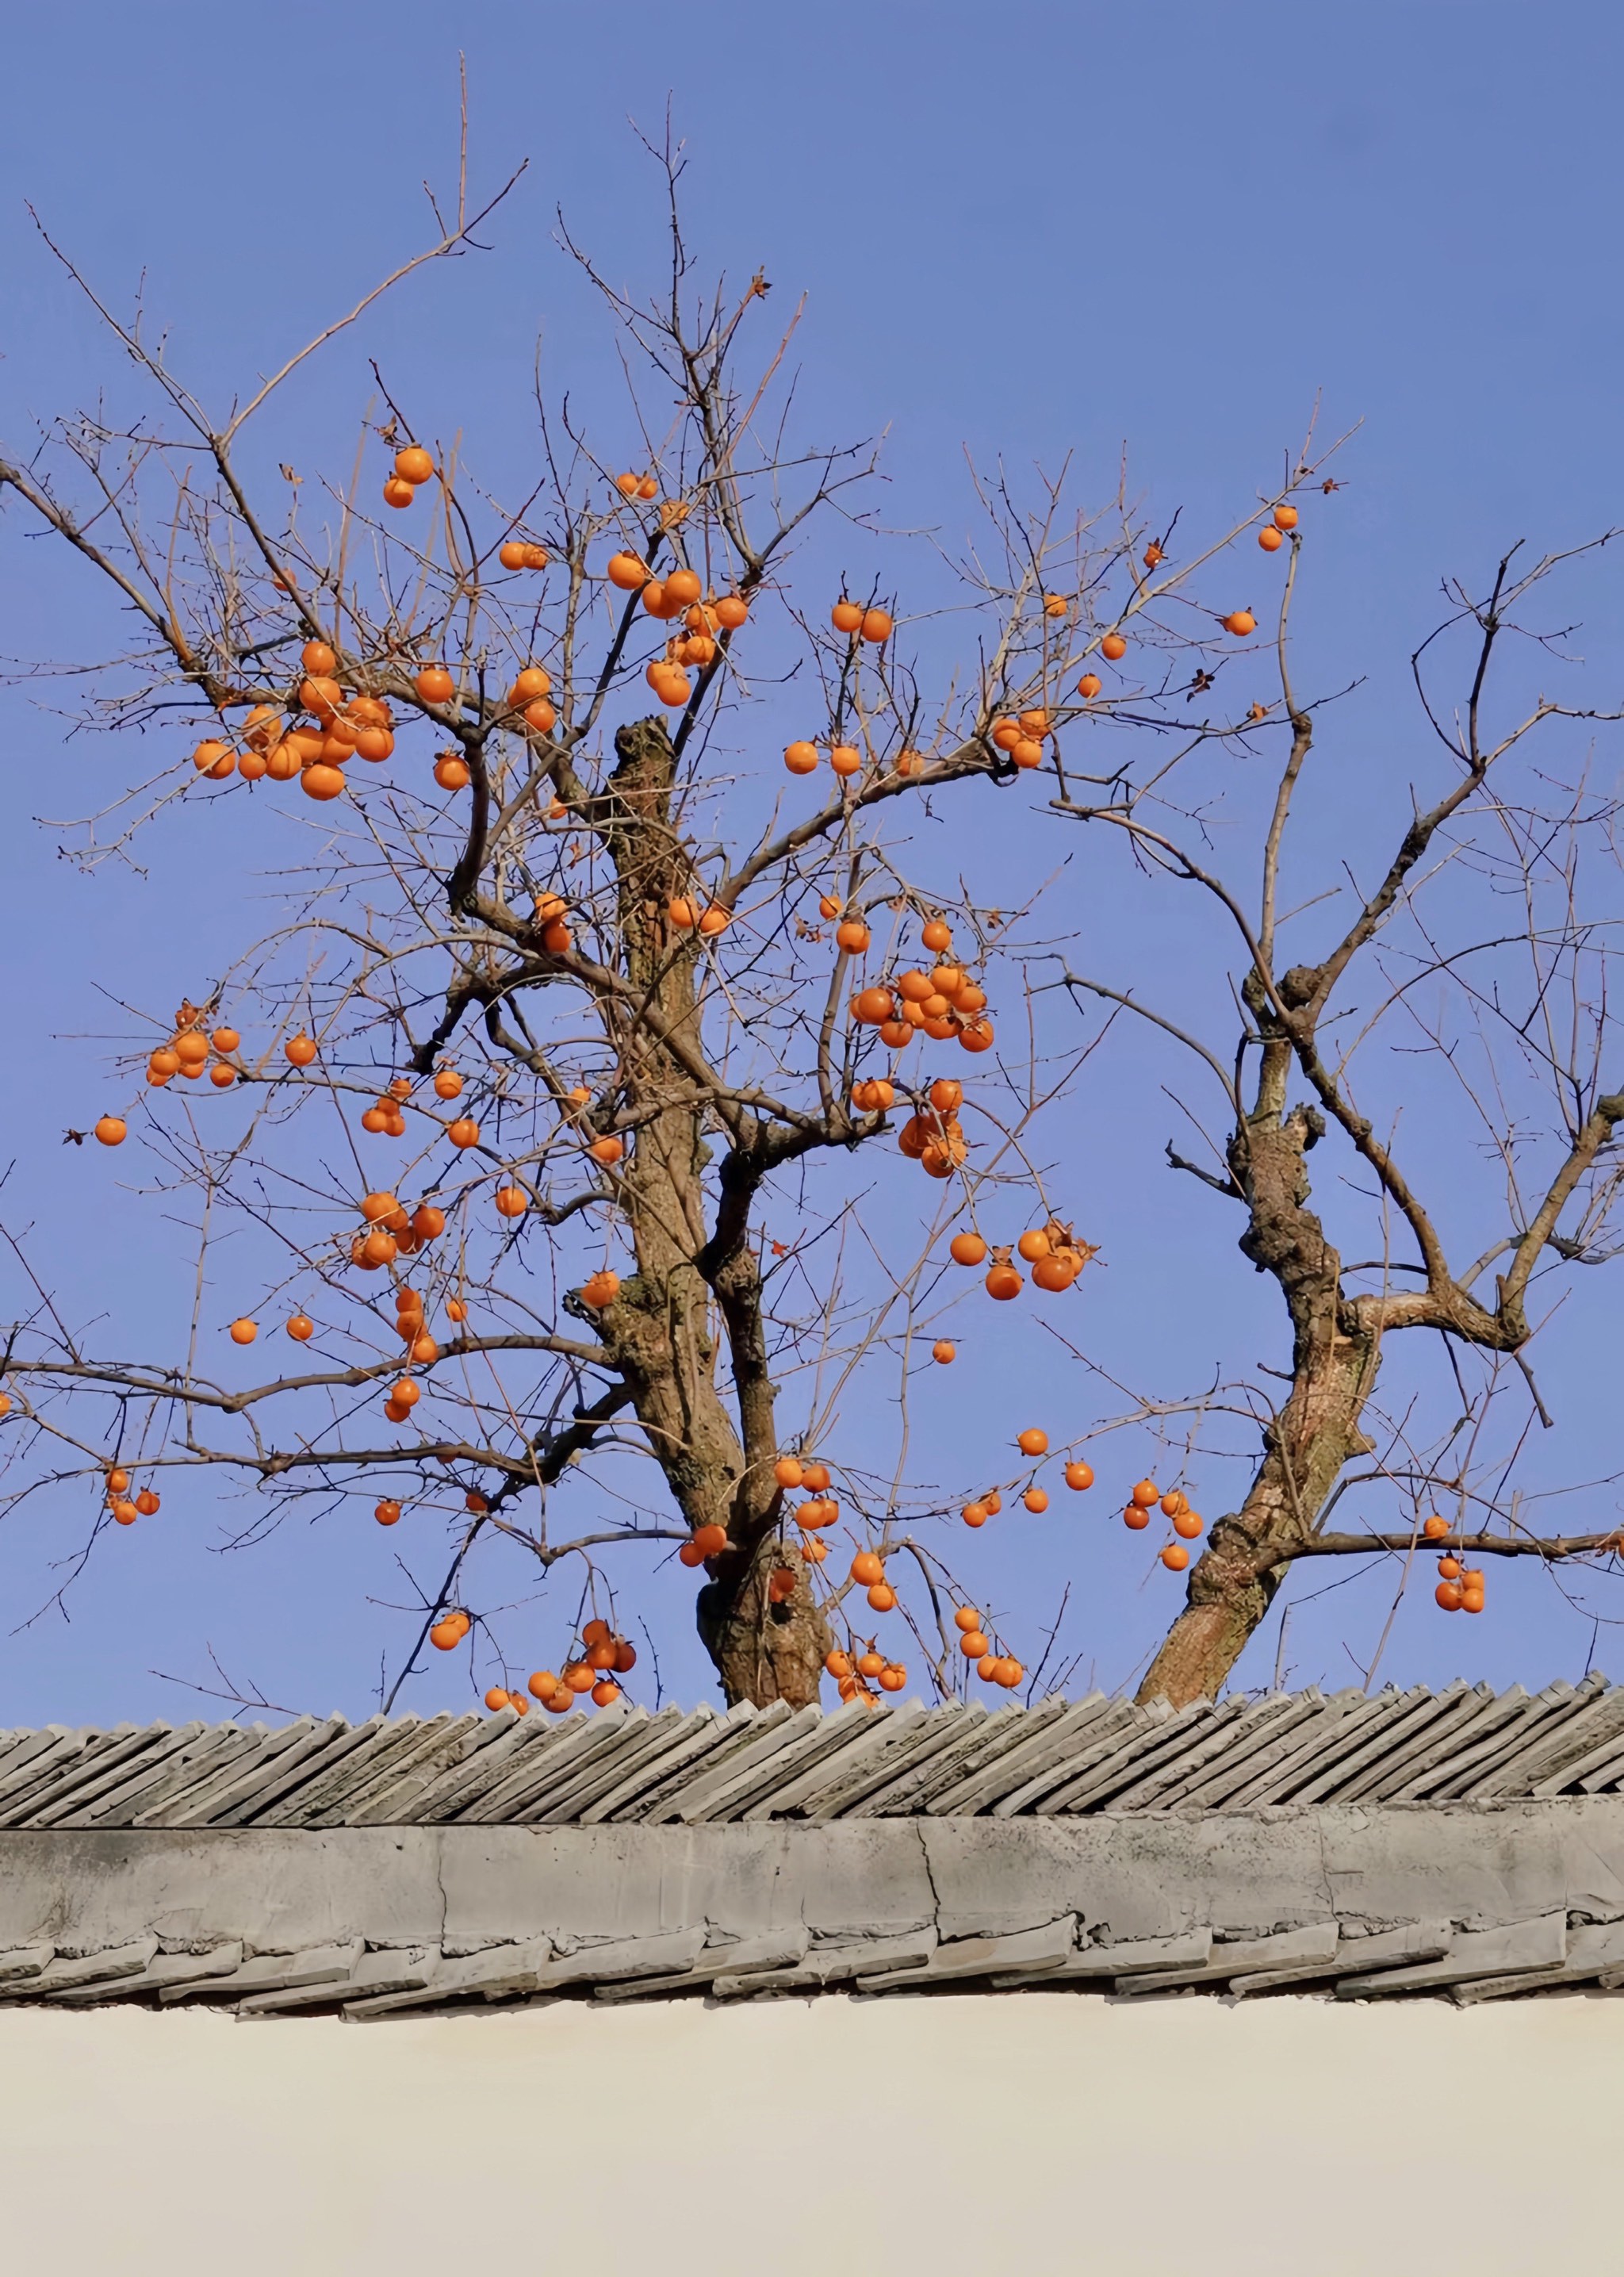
left=2, top=1674, right=1623, bottom=1829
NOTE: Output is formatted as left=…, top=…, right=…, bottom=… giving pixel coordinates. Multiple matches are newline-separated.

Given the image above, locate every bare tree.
left=1056, top=531, right=1624, bottom=1701
left=4, top=128, right=1623, bottom=1718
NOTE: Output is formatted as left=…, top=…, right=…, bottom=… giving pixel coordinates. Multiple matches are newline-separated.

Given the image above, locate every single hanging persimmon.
left=285, top=1314, right=314, bottom=1342
left=375, top=1500, right=402, bottom=1527
left=931, top=1340, right=956, bottom=1364
left=1131, top=1478, right=1160, bottom=1508
left=301, top=640, right=337, bottom=676
left=1064, top=1460, right=1094, bottom=1490
left=985, top=1262, right=1022, bottom=1301
left=1273, top=504, right=1299, bottom=531
left=1017, top=1428, right=1048, bottom=1456
left=446, top=1117, right=480, bottom=1149
left=494, top=1186, right=528, bottom=1219
left=94, top=1116, right=127, bottom=1147
left=394, top=446, right=435, bottom=486
left=1173, top=1509, right=1204, bottom=1539
left=784, top=741, right=819, bottom=776
left=588, top=1134, right=624, bottom=1166
left=228, top=1318, right=258, bottom=1345
left=106, top=1467, right=131, bottom=1495
left=433, top=1070, right=463, bottom=1100
left=1024, top=1487, right=1049, bottom=1513
left=1077, top=673, right=1102, bottom=699
left=607, top=551, right=647, bottom=589
left=1123, top=1504, right=1150, bottom=1531
left=1160, top=1544, right=1189, bottom=1572
left=434, top=752, right=472, bottom=792
left=835, top=918, right=871, bottom=954
left=831, top=598, right=863, bottom=634
left=961, top=1501, right=989, bottom=1528
left=1258, top=525, right=1284, bottom=553
left=714, top=593, right=749, bottom=630
left=860, top=607, right=893, bottom=644
left=1101, top=632, right=1128, bottom=661
left=580, top=1269, right=620, bottom=1308
left=382, top=477, right=416, bottom=508
left=949, top=1231, right=987, bottom=1267
left=1223, top=610, right=1257, bottom=637
left=135, top=1489, right=160, bottom=1516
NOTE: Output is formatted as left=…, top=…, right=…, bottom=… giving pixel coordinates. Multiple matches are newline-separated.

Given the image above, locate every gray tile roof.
left=6, top=1676, right=1623, bottom=1829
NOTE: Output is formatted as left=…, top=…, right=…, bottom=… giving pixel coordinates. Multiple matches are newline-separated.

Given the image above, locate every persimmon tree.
left=5, top=136, right=1624, bottom=1715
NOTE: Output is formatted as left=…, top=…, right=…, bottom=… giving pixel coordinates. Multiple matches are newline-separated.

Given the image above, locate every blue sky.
left=2, top=1, right=1624, bottom=1724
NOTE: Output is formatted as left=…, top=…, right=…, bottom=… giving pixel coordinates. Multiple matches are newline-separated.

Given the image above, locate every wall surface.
left=0, top=1988, right=1611, bottom=2275
left=6, top=1800, right=1624, bottom=1952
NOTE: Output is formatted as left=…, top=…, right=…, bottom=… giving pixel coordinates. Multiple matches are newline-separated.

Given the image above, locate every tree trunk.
left=1136, top=1327, right=1377, bottom=1705
left=594, top=719, right=830, bottom=1706
left=1137, top=1059, right=1379, bottom=1707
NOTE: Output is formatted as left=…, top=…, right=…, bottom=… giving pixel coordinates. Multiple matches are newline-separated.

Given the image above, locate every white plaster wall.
left=0, top=1990, right=1608, bottom=2275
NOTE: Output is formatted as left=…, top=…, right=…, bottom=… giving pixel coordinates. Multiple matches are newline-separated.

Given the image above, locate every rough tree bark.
left=588, top=718, right=831, bottom=1705
left=1138, top=1010, right=1379, bottom=1704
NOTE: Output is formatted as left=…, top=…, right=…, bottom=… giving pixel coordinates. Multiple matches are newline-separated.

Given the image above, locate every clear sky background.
left=2, top=0, right=1624, bottom=1727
